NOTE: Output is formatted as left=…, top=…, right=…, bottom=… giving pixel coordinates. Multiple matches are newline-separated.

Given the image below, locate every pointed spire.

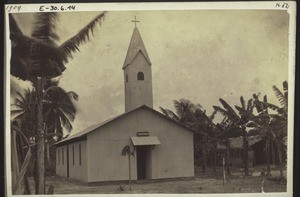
left=123, top=26, right=151, bottom=69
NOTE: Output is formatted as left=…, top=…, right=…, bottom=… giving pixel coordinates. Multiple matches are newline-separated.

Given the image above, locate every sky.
left=11, top=10, right=290, bottom=135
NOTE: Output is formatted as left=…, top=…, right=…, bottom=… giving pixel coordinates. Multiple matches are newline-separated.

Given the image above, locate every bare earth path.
left=37, top=175, right=286, bottom=194
left=28, top=166, right=287, bottom=194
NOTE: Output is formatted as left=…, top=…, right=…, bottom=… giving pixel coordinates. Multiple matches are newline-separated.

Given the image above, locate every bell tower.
left=123, top=17, right=153, bottom=112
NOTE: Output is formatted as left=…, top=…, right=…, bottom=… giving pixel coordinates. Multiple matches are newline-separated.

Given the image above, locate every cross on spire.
left=131, top=16, right=140, bottom=27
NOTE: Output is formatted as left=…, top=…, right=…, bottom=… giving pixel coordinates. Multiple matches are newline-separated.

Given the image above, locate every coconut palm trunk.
left=17, top=134, right=31, bottom=194
left=10, top=12, right=107, bottom=194
left=35, top=78, right=45, bottom=194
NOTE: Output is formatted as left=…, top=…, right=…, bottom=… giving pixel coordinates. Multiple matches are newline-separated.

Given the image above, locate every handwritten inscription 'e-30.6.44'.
left=39, top=5, right=76, bottom=12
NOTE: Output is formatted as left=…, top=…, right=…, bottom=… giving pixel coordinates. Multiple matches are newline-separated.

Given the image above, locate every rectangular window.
left=62, top=147, right=64, bottom=165
left=72, top=146, right=75, bottom=165
left=79, top=144, right=81, bottom=166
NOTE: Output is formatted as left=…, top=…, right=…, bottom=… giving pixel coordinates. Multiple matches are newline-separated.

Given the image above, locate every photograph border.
left=4, top=1, right=297, bottom=196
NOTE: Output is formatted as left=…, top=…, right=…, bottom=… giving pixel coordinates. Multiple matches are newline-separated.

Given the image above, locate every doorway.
left=136, top=146, right=151, bottom=180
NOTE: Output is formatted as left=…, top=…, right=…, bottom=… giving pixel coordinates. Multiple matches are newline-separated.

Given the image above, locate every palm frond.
left=246, top=98, right=253, bottom=113
left=121, top=145, right=134, bottom=156
left=240, top=96, right=245, bottom=110
left=254, top=100, right=280, bottom=111
left=31, top=12, right=59, bottom=43
left=273, top=85, right=286, bottom=107
left=194, top=108, right=212, bottom=124
left=234, top=105, right=255, bottom=119
left=173, top=100, right=185, bottom=118
left=283, top=81, right=288, bottom=92
left=11, top=109, right=24, bottom=116
left=160, top=107, right=180, bottom=122
left=59, top=11, right=107, bottom=63
left=219, top=98, right=239, bottom=121
left=12, top=113, right=25, bottom=122
left=213, top=106, right=229, bottom=117
left=58, top=110, right=72, bottom=132
left=67, top=91, right=79, bottom=101
left=263, top=95, right=269, bottom=114
left=209, top=109, right=217, bottom=120
left=59, top=105, right=76, bottom=122
left=9, top=14, right=23, bottom=35
left=159, top=106, right=169, bottom=117
left=10, top=32, right=65, bottom=79
left=283, top=81, right=288, bottom=107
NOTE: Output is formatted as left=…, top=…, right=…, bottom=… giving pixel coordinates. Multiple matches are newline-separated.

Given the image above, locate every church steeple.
left=122, top=26, right=151, bottom=69
left=123, top=19, right=153, bottom=112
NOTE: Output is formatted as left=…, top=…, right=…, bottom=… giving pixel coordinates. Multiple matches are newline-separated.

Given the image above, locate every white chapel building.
left=55, top=24, right=205, bottom=183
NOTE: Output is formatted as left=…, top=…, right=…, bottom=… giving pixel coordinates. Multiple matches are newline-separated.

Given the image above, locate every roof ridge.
left=55, top=105, right=206, bottom=146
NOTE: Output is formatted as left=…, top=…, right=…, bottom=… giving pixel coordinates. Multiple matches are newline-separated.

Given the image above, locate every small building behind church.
left=55, top=23, right=205, bottom=183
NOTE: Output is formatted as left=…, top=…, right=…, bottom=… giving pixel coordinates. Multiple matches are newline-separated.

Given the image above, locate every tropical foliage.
left=160, top=81, right=288, bottom=178
left=10, top=11, right=107, bottom=194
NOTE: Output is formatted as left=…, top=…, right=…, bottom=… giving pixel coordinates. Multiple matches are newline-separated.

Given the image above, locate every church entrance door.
left=136, top=146, right=151, bottom=179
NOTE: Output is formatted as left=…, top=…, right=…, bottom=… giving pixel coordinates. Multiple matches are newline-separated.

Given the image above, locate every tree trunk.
left=17, top=134, right=31, bottom=194
left=11, top=130, right=21, bottom=194
left=36, top=78, right=45, bottom=194
left=225, top=140, right=231, bottom=175
left=243, top=131, right=250, bottom=176
left=213, top=142, right=217, bottom=172
left=276, top=143, right=284, bottom=178
left=271, top=140, right=276, bottom=165
left=46, top=141, right=51, bottom=165
left=128, top=154, right=131, bottom=191
left=265, top=138, right=271, bottom=176
left=201, top=137, right=207, bottom=174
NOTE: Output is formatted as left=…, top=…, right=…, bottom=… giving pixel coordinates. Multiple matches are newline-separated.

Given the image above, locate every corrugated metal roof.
left=55, top=105, right=206, bottom=146
left=131, top=136, right=161, bottom=146
left=55, top=113, right=124, bottom=145
left=217, top=135, right=263, bottom=150
left=122, top=27, right=151, bottom=69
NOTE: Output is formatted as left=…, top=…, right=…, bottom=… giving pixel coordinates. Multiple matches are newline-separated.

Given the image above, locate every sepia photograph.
left=5, top=2, right=296, bottom=196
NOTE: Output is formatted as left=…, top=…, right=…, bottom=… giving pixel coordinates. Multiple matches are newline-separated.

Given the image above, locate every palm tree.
left=11, top=88, right=37, bottom=139
left=10, top=11, right=107, bottom=194
left=43, top=80, right=78, bottom=140
left=160, top=99, right=201, bottom=125
left=42, top=79, right=78, bottom=164
left=121, top=145, right=134, bottom=191
left=160, top=99, right=213, bottom=173
left=11, top=80, right=79, bottom=189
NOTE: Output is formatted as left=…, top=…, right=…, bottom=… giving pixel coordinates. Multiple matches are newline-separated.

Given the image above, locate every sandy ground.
left=28, top=167, right=287, bottom=194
